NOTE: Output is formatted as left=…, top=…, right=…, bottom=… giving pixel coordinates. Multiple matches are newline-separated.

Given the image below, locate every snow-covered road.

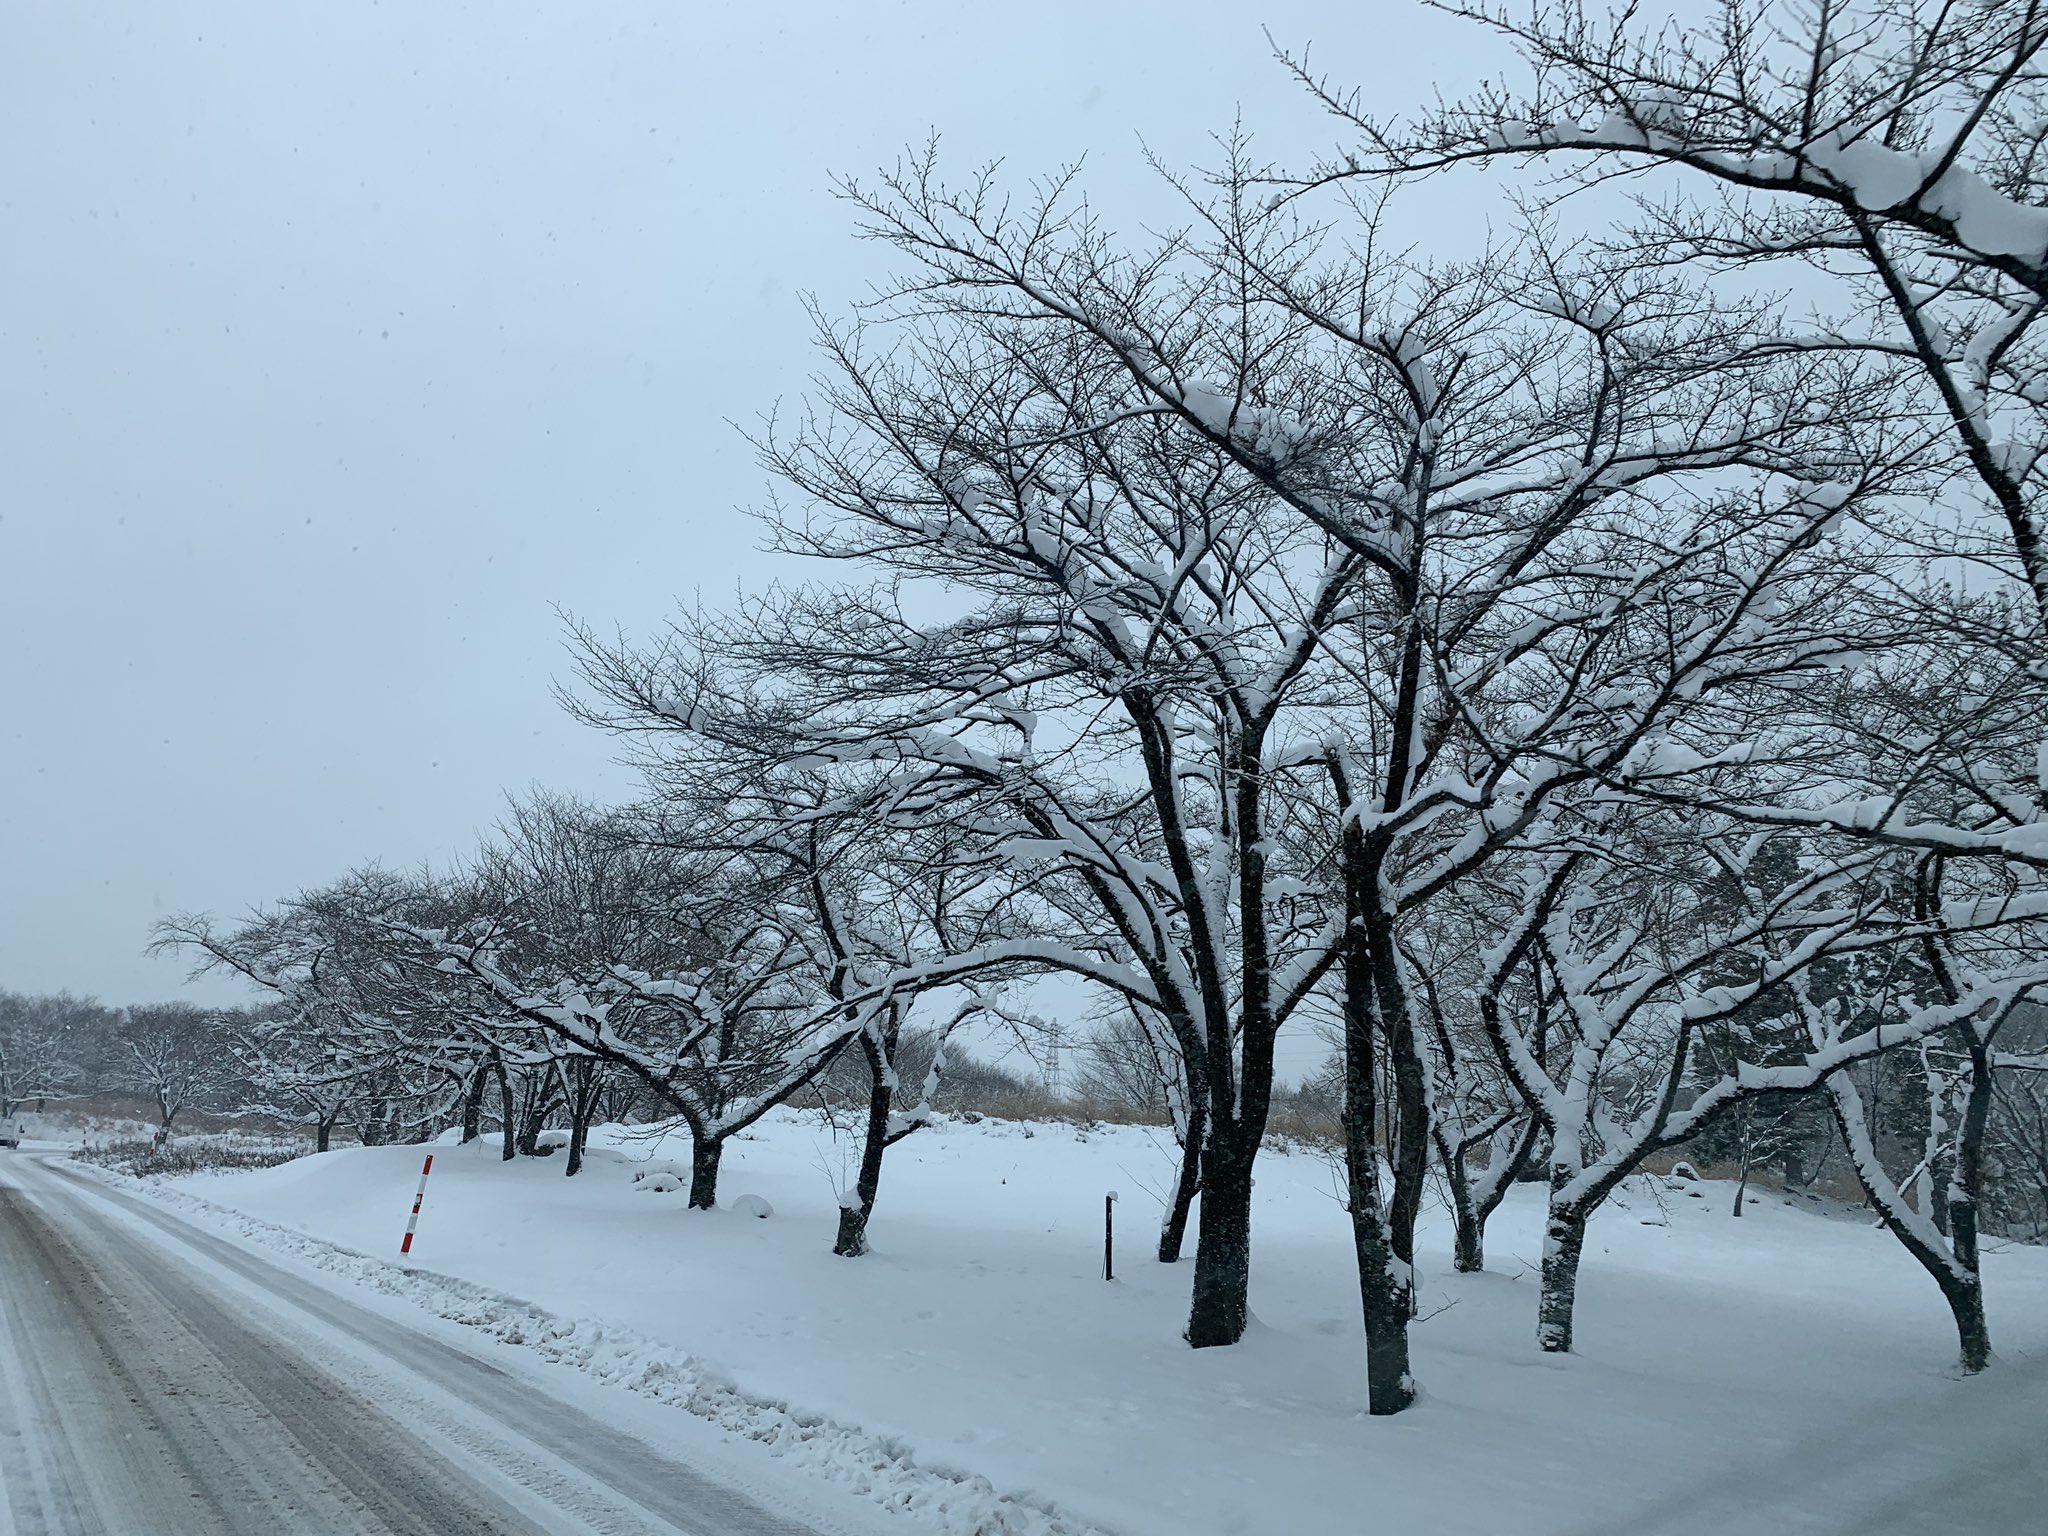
left=0, top=1153, right=839, bottom=1536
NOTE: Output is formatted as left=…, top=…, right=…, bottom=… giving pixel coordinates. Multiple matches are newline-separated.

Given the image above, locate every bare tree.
left=119, top=1003, right=238, bottom=1139
left=154, top=911, right=393, bottom=1153
left=0, top=990, right=101, bottom=1118
left=595, top=261, right=1362, bottom=1357
left=1471, top=803, right=2048, bottom=1362
left=636, top=774, right=1008, bottom=1255
left=154, top=871, right=490, bottom=1155
left=1292, top=0, right=2048, bottom=628
left=1401, top=920, right=1540, bottom=1273
left=411, top=816, right=874, bottom=1209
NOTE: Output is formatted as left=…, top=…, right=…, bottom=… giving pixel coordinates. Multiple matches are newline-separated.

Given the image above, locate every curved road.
left=0, top=1152, right=842, bottom=1536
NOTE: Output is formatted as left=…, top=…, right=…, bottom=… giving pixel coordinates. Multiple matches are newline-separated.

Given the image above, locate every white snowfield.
left=123, top=1110, right=2048, bottom=1536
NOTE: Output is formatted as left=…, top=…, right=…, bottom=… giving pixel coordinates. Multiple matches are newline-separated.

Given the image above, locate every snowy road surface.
left=0, top=1153, right=839, bottom=1536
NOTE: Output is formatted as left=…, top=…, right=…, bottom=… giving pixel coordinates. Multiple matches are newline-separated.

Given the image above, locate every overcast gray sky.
left=0, top=1, right=1495, bottom=1013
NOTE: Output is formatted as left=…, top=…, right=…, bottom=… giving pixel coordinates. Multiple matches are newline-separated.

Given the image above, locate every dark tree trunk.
left=563, top=1058, right=598, bottom=1178
left=1445, top=1116, right=1539, bottom=1273
left=688, top=1135, right=724, bottom=1210
left=1376, top=954, right=1431, bottom=1308
left=1538, top=1177, right=1588, bottom=1354
left=1360, top=567, right=1432, bottom=1358
left=1348, top=1175, right=1416, bottom=1412
left=1946, top=1041, right=1995, bottom=1373
left=1733, top=1110, right=1752, bottom=1217
left=516, top=1096, right=546, bottom=1158
left=315, top=1118, right=334, bottom=1155
left=1344, top=1101, right=1416, bottom=1412
left=1340, top=899, right=1416, bottom=1413
left=1446, top=1152, right=1483, bottom=1273
left=835, top=1044, right=894, bottom=1257
left=1184, top=1127, right=1254, bottom=1348
left=1835, top=1052, right=1995, bottom=1374
left=495, top=1057, right=516, bottom=1162
left=461, top=1064, right=488, bottom=1145
left=1158, top=1095, right=1205, bottom=1264
left=1936, top=1264, right=1993, bottom=1375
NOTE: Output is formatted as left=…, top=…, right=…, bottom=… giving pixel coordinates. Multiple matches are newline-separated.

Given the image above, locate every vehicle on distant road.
left=0, top=1119, right=23, bottom=1149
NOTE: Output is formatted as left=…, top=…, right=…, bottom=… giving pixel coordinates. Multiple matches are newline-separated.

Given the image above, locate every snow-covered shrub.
left=631, top=1160, right=689, bottom=1194
left=76, top=1132, right=310, bottom=1179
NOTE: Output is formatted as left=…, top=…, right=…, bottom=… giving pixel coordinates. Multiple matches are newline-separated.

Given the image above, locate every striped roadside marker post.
left=399, top=1153, right=435, bottom=1256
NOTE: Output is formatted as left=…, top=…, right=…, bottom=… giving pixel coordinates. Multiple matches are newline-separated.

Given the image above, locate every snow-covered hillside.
left=175, top=1112, right=2048, bottom=1536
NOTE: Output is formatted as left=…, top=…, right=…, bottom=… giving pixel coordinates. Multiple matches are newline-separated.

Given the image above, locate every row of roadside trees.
left=147, top=0, right=2048, bottom=1418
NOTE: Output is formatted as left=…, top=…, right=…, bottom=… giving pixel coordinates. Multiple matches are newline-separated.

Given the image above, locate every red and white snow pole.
left=399, top=1153, right=434, bottom=1256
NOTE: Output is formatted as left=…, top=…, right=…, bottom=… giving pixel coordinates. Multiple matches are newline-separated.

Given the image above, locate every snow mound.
left=631, top=1160, right=689, bottom=1193
left=731, top=1193, right=773, bottom=1220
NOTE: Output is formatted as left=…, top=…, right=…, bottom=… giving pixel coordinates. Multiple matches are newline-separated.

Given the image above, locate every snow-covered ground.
left=15, top=1105, right=157, bottom=1147
left=162, top=1111, right=2048, bottom=1536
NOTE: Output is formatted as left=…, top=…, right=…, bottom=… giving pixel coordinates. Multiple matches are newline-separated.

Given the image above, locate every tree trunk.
left=688, top=1135, right=723, bottom=1210
left=1538, top=1175, right=1588, bottom=1354
left=1438, top=1119, right=1524, bottom=1273
left=495, top=1057, right=516, bottom=1162
left=1833, top=1060, right=1994, bottom=1374
left=1345, top=1107, right=1416, bottom=1413
left=1183, top=1126, right=1254, bottom=1348
left=1938, top=1266, right=1993, bottom=1375
left=564, top=1058, right=595, bottom=1178
left=1453, top=1116, right=1540, bottom=1274
left=1343, top=901, right=1409, bottom=1417
left=1158, top=1095, right=1204, bottom=1264
left=1445, top=1150, right=1484, bottom=1273
left=1733, top=1112, right=1752, bottom=1217
left=1946, top=1040, right=1995, bottom=1374
left=1377, top=962, right=1431, bottom=1308
left=836, top=1045, right=893, bottom=1257
left=461, top=1064, right=488, bottom=1145
left=516, top=1095, right=546, bottom=1158
left=315, top=1119, right=333, bottom=1155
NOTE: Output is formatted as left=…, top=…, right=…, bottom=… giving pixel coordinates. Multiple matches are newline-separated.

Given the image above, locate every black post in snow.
left=1104, top=1190, right=1118, bottom=1281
